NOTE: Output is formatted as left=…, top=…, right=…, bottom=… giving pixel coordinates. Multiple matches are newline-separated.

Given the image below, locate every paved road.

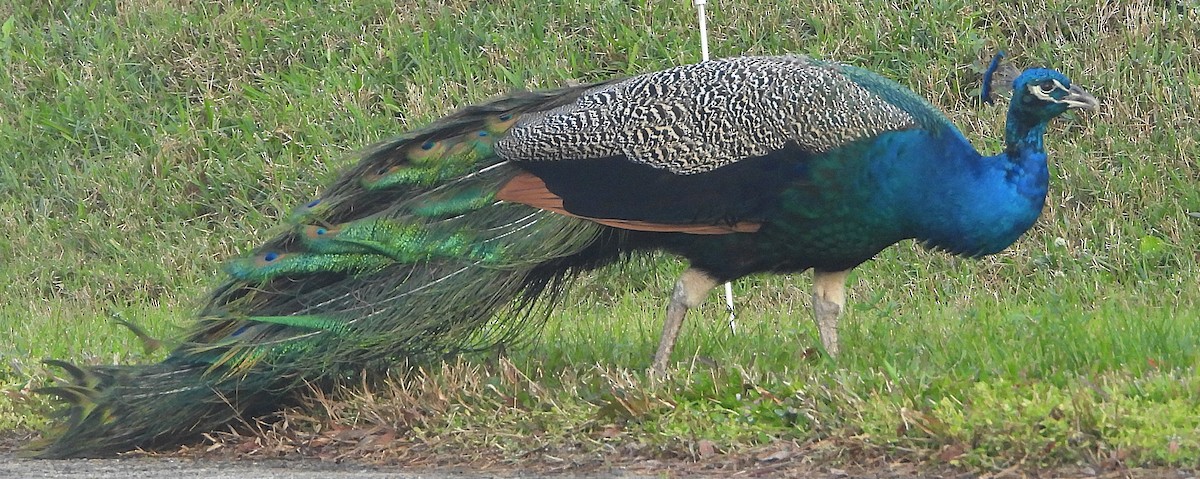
left=0, top=455, right=649, bottom=479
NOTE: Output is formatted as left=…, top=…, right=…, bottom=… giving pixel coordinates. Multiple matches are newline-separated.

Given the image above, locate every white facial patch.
left=1028, top=79, right=1070, bottom=103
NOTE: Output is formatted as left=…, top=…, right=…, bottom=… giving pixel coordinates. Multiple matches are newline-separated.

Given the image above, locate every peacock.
left=32, top=54, right=1097, bottom=458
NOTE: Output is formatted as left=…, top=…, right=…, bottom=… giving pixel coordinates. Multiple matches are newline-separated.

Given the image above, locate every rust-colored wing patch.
left=495, top=171, right=567, bottom=209
left=496, top=172, right=760, bottom=235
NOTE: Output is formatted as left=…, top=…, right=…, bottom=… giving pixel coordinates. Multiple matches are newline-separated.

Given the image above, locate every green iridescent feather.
left=30, top=84, right=609, bottom=458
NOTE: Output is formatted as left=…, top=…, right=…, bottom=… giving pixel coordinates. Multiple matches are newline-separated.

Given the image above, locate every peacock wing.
left=493, top=55, right=918, bottom=234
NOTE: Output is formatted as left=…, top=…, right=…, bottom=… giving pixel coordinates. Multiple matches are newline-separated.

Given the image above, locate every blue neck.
left=893, top=113, right=1052, bottom=257
left=1006, top=112, right=1049, bottom=160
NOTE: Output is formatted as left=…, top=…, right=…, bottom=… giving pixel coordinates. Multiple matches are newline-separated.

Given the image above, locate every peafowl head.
left=983, top=53, right=1098, bottom=152
left=982, top=52, right=1098, bottom=125
left=1008, top=68, right=1099, bottom=122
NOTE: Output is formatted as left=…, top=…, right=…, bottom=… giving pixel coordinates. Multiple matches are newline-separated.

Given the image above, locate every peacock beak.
left=1062, top=84, right=1099, bottom=111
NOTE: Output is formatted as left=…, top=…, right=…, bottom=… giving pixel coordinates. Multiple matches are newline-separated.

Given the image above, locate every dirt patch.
left=2, top=429, right=1191, bottom=478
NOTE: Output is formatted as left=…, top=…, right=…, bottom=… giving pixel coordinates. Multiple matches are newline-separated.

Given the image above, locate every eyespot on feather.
left=257, top=252, right=283, bottom=266
left=407, top=140, right=449, bottom=160
left=361, top=164, right=404, bottom=186
left=485, top=113, right=519, bottom=133
left=301, top=225, right=339, bottom=240
left=289, top=198, right=329, bottom=223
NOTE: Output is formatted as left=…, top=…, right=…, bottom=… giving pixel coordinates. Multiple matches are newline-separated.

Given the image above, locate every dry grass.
left=1, top=0, right=1197, bottom=472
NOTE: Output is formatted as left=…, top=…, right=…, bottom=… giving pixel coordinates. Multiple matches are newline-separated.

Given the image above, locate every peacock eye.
left=1038, top=80, right=1056, bottom=93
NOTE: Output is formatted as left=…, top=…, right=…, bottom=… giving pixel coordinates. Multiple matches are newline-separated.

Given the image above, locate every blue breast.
left=864, top=129, right=1049, bottom=256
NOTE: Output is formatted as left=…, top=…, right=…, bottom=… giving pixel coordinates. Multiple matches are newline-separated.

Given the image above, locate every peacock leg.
left=812, top=268, right=852, bottom=357
left=652, top=268, right=719, bottom=374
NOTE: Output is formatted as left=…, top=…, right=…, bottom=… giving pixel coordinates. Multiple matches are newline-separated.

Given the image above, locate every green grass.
left=1, top=0, right=1198, bottom=471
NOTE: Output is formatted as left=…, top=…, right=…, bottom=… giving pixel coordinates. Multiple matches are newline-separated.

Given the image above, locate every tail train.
left=33, top=84, right=633, bottom=458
